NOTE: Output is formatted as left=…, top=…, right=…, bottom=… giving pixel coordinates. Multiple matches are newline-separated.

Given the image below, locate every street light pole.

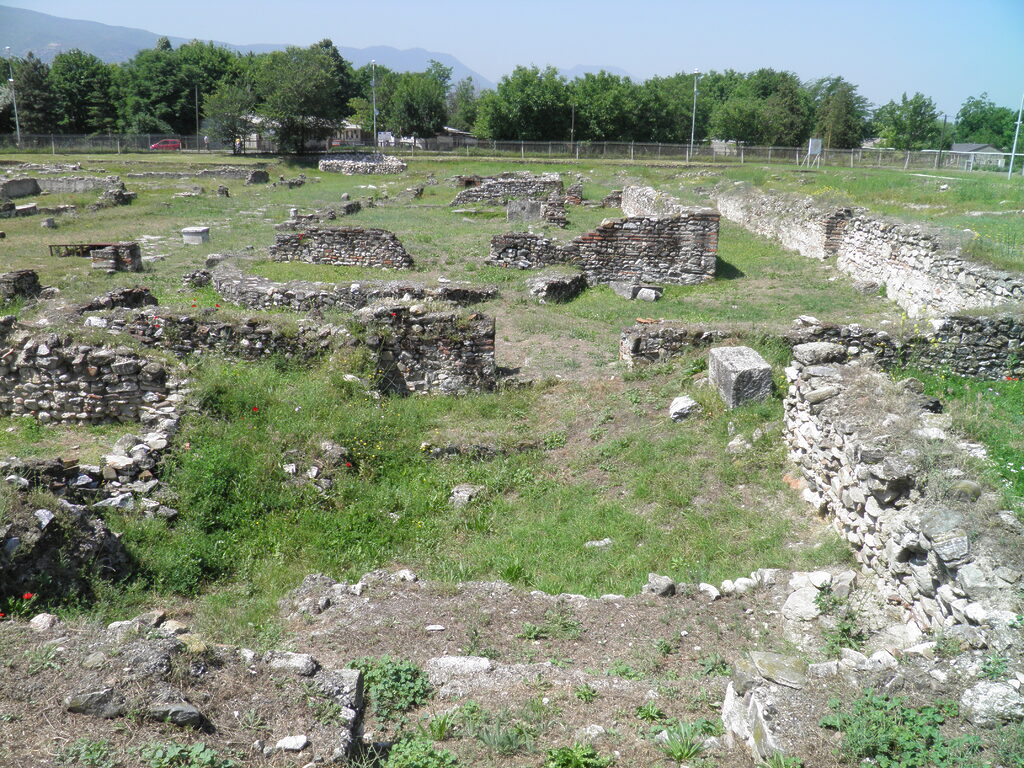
left=688, top=68, right=700, bottom=163
left=371, top=60, right=377, bottom=149
left=4, top=47, right=21, bottom=148
left=195, top=83, right=200, bottom=153
left=1008, top=92, right=1023, bottom=180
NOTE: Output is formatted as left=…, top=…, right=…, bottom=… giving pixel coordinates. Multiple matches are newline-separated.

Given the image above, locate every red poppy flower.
left=0, top=612, right=6, bottom=618
left=252, top=406, right=259, bottom=413
left=215, top=304, right=221, bottom=308
left=22, top=592, right=34, bottom=600
left=345, top=462, right=352, bottom=467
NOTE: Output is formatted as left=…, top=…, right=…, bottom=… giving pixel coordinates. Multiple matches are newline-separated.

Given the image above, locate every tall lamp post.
left=4, top=47, right=21, bottom=148
left=688, top=68, right=700, bottom=163
left=1007, top=92, right=1024, bottom=180
left=371, top=59, right=377, bottom=149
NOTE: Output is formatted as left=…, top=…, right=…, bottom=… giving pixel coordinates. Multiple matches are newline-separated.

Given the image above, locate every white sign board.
left=808, top=138, right=823, bottom=156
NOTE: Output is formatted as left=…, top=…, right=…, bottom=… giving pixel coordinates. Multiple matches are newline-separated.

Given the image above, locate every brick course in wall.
left=268, top=226, right=414, bottom=269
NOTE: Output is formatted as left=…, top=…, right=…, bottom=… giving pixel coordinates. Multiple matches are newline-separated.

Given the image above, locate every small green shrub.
left=635, top=703, right=668, bottom=723
left=574, top=684, right=598, bottom=703
left=385, top=737, right=457, bottom=768
left=698, top=652, right=730, bottom=677
left=980, top=654, right=1009, bottom=681
left=418, top=710, right=458, bottom=741
left=760, top=753, right=805, bottom=768
left=658, top=722, right=707, bottom=761
left=352, top=656, right=433, bottom=721
left=474, top=722, right=534, bottom=755
left=605, top=660, right=643, bottom=680
left=543, top=744, right=614, bottom=768
left=820, top=690, right=981, bottom=768
left=57, top=739, right=117, bottom=768
left=139, top=742, right=235, bottom=768
left=517, top=609, right=582, bottom=641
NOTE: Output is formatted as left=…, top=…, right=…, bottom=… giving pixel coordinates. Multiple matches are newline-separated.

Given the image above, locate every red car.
left=150, top=138, right=182, bottom=151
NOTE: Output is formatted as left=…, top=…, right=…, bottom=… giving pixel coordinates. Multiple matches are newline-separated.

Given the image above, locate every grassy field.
left=0, top=151, right=1019, bottom=646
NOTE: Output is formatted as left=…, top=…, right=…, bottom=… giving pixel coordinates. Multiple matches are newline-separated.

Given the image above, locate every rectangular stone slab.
left=708, top=346, right=773, bottom=408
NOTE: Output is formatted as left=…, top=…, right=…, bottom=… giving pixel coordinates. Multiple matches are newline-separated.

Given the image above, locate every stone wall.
left=619, top=315, right=1024, bottom=380
left=89, top=310, right=342, bottom=362
left=489, top=212, right=719, bottom=286
left=452, top=173, right=564, bottom=206
left=0, top=270, right=42, bottom=303
left=783, top=344, right=1023, bottom=631
left=356, top=305, right=496, bottom=395
left=621, top=185, right=694, bottom=218
left=0, top=334, right=169, bottom=424
left=37, top=176, right=120, bottom=194
left=318, top=153, right=407, bottom=175
left=713, top=184, right=1024, bottom=317
left=269, top=226, right=414, bottom=269
left=0, top=177, right=41, bottom=198
left=212, top=262, right=496, bottom=313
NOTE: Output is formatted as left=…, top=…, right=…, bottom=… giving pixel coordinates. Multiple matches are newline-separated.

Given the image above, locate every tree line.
left=0, top=38, right=1018, bottom=153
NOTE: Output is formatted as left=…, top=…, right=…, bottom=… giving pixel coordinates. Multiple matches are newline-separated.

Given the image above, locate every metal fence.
left=0, top=133, right=1019, bottom=175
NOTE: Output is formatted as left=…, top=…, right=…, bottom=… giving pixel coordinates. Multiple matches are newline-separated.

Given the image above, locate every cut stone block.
left=181, top=226, right=211, bottom=245
left=506, top=199, right=543, bottom=223
left=708, top=346, right=773, bottom=409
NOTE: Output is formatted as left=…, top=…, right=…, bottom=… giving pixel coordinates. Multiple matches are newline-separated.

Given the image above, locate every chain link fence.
left=0, top=133, right=1019, bottom=175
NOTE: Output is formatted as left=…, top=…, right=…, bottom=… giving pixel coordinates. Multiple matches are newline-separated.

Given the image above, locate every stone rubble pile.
left=269, top=226, right=414, bottom=269
left=318, top=153, right=407, bottom=175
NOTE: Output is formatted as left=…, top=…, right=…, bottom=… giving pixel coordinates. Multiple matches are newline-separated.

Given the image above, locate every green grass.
left=92, top=351, right=842, bottom=643
left=900, top=369, right=1024, bottom=507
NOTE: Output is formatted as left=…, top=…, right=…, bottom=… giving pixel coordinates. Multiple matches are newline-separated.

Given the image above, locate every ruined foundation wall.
left=783, top=346, right=1023, bottom=631
left=619, top=315, right=1024, bottom=380
left=490, top=213, right=719, bottom=285
left=0, top=335, right=169, bottom=424
left=453, top=174, right=564, bottom=205
left=714, top=184, right=1024, bottom=317
left=357, top=305, right=496, bottom=395
left=268, top=227, right=414, bottom=269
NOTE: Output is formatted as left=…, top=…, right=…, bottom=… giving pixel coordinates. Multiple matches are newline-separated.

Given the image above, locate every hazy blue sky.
left=8, top=0, right=1024, bottom=114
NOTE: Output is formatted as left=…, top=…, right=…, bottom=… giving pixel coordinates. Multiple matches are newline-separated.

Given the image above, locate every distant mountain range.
left=0, top=4, right=498, bottom=89
left=0, top=5, right=638, bottom=90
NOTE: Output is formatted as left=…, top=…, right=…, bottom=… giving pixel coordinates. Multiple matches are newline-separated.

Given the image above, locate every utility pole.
left=195, top=84, right=200, bottom=152
left=937, top=114, right=948, bottom=169
left=688, top=69, right=700, bottom=163
left=4, top=47, right=21, bottom=148
left=1008, top=92, right=1023, bottom=179
left=371, top=60, right=377, bottom=149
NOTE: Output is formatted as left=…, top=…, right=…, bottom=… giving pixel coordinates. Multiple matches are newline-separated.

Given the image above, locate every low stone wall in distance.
left=318, top=154, right=408, bottom=175
left=355, top=304, right=496, bottom=395
left=269, top=227, right=414, bottom=269
left=0, top=334, right=169, bottom=424
left=105, top=311, right=341, bottom=362
left=37, top=176, right=121, bottom=194
left=713, top=183, right=1024, bottom=317
left=490, top=212, right=719, bottom=286
left=784, top=344, right=1023, bottom=631
left=619, top=314, right=1024, bottom=381
left=452, top=172, right=564, bottom=206
left=212, top=263, right=497, bottom=313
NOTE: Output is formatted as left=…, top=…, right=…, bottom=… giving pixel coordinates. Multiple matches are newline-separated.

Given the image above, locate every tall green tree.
left=12, top=53, right=56, bottom=133
left=447, top=77, right=478, bottom=131
left=875, top=92, right=941, bottom=150
left=203, top=79, right=257, bottom=143
left=474, top=66, right=570, bottom=140
left=386, top=71, right=446, bottom=137
left=48, top=49, right=116, bottom=133
left=568, top=71, right=637, bottom=141
left=954, top=93, right=1016, bottom=149
left=116, top=38, right=188, bottom=132
left=809, top=77, right=871, bottom=148
left=254, top=44, right=352, bottom=152
left=633, top=72, right=705, bottom=143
